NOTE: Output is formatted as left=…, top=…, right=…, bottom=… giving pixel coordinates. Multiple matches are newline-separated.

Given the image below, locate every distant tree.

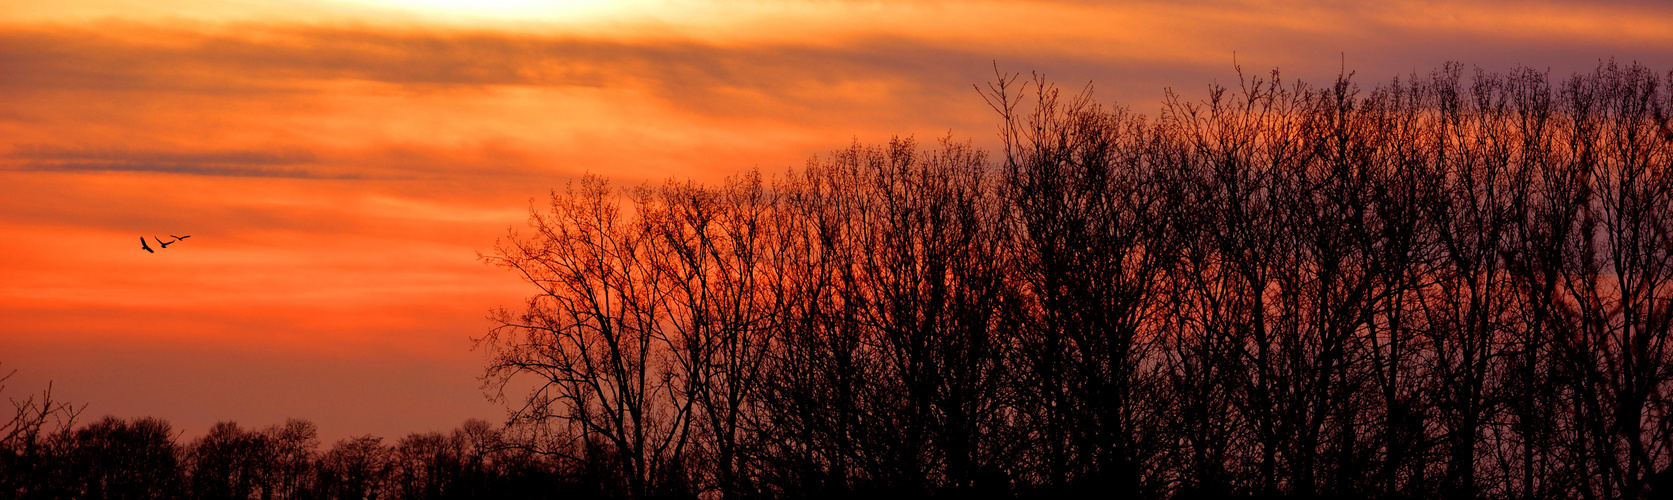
left=268, top=419, right=320, bottom=500
left=316, top=435, right=390, bottom=500
left=188, top=421, right=273, bottom=500
left=55, top=416, right=183, bottom=499
left=390, top=431, right=456, bottom=500
left=446, top=419, right=501, bottom=498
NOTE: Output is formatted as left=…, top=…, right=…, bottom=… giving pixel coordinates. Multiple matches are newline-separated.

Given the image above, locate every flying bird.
left=171, top=235, right=191, bottom=240
left=140, top=237, right=154, bottom=253
left=155, top=236, right=174, bottom=249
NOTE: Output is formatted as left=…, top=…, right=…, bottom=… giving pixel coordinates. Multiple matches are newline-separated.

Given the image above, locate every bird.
left=140, top=237, right=154, bottom=253
left=155, top=236, right=174, bottom=249
left=171, top=235, right=191, bottom=240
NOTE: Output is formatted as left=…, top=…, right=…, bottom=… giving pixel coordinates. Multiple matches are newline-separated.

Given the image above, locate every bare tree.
left=980, top=72, right=1185, bottom=495
left=480, top=175, right=696, bottom=498
left=188, top=421, right=274, bottom=500
left=645, top=171, right=792, bottom=499
left=316, top=435, right=391, bottom=500
left=56, top=416, right=183, bottom=500
left=474, top=62, right=1673, bottom=500
left=1, top=365, right=84, bottom=497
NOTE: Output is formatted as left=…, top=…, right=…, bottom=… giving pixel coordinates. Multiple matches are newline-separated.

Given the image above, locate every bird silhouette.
left=155, top=236, right=174, bottom=249
left=140, top=237, right=154, bottom=253
left=171, top=234, right=191, bottom=240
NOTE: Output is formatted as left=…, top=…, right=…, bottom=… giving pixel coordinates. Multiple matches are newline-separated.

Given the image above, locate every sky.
left=3, top=0, right=1672, bottom=443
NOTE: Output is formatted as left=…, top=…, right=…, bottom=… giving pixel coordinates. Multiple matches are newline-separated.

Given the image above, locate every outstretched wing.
left=171, top=235, right=191, bottom=240
left=141, top=237, right=154, bottom=253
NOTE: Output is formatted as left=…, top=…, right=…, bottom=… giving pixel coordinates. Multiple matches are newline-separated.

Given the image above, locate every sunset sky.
left=4, top=0, right=1672, bottom=442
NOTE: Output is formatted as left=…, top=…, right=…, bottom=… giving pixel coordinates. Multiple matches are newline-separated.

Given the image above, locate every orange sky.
left=4, top=0, right=1672, bottom=442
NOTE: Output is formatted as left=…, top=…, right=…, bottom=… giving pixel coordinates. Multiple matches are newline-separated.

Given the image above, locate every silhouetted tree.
left=189, top=421, right=274, bottom=500
left=269, top=419, right=320, bottom=500
left=316, top=435, right=390, bottom=500
left=481, top=176, right=700, bottom=499
left=54, top=416, right=183, bottom=499
left=482, top=61, right=1673, bottom=500
left=2, top=368, right=87, bottom=495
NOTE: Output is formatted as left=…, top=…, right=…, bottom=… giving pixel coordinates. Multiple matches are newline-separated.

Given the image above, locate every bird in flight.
left=140, top=237, right=154, bottom=253
left=171, top=235, right=191, bottom=240
left=155, top=236, right=175, bottom=249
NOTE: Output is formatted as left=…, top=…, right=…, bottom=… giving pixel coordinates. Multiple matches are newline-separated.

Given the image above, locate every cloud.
left=0, top=25, right=989, bottom=103
left=4, top=5, right=1671, bottom=190
left=4, top=144, right=351, bottom=178
left=21, top=162, right=330, bottom=178
left=6, top=10, right=1671, bottom=194
left=11, top=144, right=315, bottom=164
left=4, top=3, right=1668, bottom=114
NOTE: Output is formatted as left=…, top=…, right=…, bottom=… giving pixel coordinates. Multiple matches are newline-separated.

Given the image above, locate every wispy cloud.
left=5, top=5, right=1669, bottom=121
left=10, top=145, right=315, bottom=164
left=0, top=26, right=999, bottom=105
left=4, top=145, right=350, bottom=178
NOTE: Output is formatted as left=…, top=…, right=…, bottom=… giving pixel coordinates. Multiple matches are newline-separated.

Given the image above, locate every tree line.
left=478, top=62, right=1673, bottom=499
left=1, top=384, right=590, bottom=500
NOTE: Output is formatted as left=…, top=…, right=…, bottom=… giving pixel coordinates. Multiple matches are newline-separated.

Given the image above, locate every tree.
left=316, top=435, right=391, bottom=500
left=57, top=416, right=182, bottom=500
left=479, top=62, right=1673, bottom=500
left=0, top=366, right=82, bottom=498
left=481, top=176, right=697, bottom=498
left=188, top=421, right=273, bottom=500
